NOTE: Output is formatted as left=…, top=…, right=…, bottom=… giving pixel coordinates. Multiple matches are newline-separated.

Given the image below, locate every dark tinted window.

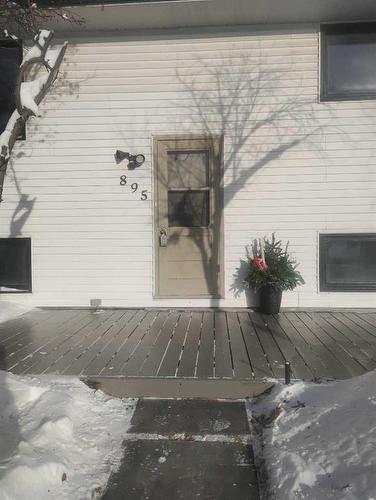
left=0, top=238, right=32, bottom=292
left=0, top=39, right=22, bottom=134
left=320, top=234, right=376, bottom=291
left=321, top=23, right=376, bottom=101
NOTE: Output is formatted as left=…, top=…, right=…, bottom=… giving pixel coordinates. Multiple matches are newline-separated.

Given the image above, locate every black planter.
left=259, top=286, right=282, bottom=314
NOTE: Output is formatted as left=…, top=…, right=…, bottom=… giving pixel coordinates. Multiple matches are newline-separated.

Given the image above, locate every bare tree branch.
left=0, top=29, right=68, bottom=201
left=0, top=0, right=84, bottom=36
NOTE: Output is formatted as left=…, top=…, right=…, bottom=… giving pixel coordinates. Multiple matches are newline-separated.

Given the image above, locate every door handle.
left=159, top=227, right=168, bottom=247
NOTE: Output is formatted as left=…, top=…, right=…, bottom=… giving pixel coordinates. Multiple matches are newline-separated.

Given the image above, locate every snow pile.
left=20, top=74, right=49, bottom=116
left=45, top=46, right=64, bottom=68
left=0, top=372, right=137, bottom=500
left=248, top=371, right=376, bottom=499
left=0, top=301, right=32, bottom=323
left=20, top=39, right=68, bottom=117
left=0, top=110, right=20, bottom=159
left=22, top=31, right=51, bottom=64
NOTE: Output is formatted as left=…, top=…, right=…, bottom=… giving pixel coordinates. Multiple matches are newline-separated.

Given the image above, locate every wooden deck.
left=1, top=308, right=376, bottom=398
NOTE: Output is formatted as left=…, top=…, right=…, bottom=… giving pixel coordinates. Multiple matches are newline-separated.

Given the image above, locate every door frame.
left=152, top=134, right=225, bottom=299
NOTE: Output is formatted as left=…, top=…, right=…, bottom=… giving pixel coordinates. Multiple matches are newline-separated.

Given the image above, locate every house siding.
left=1, top=25, right=376, bottom=308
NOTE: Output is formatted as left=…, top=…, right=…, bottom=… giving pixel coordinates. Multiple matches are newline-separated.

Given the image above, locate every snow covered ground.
left=248, top=371, right=376, bottom=500
left=0, top=303, right=137, bottom=500
left=0, top=372, right=137, bottom=500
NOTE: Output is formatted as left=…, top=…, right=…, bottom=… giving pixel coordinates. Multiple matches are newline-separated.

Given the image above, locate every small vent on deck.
left=90, top=298, right=102, bottom=308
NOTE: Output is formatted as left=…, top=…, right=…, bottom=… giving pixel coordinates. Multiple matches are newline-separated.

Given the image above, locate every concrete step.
left=83, top=376, right=273, bottom=399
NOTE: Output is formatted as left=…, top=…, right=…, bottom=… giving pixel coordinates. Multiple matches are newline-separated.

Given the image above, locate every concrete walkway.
left=102, top=399, right=260, bottom=500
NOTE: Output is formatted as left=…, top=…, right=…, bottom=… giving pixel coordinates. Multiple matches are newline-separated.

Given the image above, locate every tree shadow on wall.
left=157, top=48, right=322, bottom=306
left=7, top=163, right=36, bottom=237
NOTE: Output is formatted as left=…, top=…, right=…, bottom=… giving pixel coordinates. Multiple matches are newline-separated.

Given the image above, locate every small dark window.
left=0, top=238, right=32, bottom=293
left=0, top=39, right=24, bottom=137
left=320, top=234, right=376, bottom=291
left=321, top=23, right=376, bottom=101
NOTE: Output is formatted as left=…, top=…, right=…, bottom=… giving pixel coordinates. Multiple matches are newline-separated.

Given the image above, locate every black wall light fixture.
left=114, top=150, right=145, bottom=169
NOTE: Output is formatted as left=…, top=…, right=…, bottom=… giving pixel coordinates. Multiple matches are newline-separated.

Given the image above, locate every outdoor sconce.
left=114, top=150, right=145, bottom=169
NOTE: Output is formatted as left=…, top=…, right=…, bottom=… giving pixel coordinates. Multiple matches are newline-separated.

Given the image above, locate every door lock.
left=159, top=228, right=168, bottom=247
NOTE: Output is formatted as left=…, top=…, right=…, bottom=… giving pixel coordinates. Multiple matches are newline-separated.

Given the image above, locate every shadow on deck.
left=1, top=307, right=376, bottom=398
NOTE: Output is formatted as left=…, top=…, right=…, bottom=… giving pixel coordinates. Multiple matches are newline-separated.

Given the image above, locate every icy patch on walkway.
left=0, top=371, right=137, bottom=499
left=247, top=371, right=376, bottom=499
left=0, top=302, right=33, bottom=324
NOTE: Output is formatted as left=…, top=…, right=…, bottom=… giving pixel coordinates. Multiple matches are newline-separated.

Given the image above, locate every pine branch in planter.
left=245, top=233, right=305, bottom=292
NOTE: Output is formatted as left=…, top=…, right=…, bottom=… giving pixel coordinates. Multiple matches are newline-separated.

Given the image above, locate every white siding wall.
left=2, top=25, right=376, bottom=308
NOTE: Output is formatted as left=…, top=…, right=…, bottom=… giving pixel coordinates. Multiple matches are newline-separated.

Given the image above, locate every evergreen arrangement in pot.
left=245, top=234, right=305, bottom=314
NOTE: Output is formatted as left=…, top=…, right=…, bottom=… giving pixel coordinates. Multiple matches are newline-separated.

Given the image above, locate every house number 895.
left=120, top=175, right=148, bottom=201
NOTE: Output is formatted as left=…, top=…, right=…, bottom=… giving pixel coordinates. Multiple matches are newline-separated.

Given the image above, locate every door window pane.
left=168, top=150, right=209, bottom=188
left=320, top=234, right=376, bottom=291
left=168, top=190, right=209, bottom=227
left=321, top=23, right=376, bottom=100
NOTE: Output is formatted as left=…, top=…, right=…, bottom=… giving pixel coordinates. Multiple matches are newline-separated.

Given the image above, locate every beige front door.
left=154, top=136, right=223, bottom=298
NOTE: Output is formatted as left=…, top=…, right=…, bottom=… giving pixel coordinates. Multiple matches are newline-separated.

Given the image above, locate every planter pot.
left=259, top=286, right=282, bottom=314
left=245, top=287, right=259, bottom=308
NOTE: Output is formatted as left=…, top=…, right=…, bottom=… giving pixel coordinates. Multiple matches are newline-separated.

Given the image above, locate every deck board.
left=158, top=312, right=191, bottom=377
left=294, top=312, right=356, bottom=378
left=21, top=310, right=115, bottom=375
left=110, top=311, right=160, bottom=375
left=262, top=314, right=313, bottom=380
left=281, top=313, right=342, bottom=379
left=43, top=310, right=120, bottom=375
left=124, top=311, right=169, bottom=376
left=138, top=312, right=180, bottom=376
left=0, top=309, right=56, bottom=344
left=9, top=310, right=88, bottom=374
left=63, top=310, right=131, bottom=375
left=226, top=312, right=253, bottom=379
left=214, top=311, right=233, bottom=378
left=2, top=307, right=376, bottom=385
left=320, top=313, right=373, bottom=349
left=16, top=311, right=93, bottom=374
left=6, top=310, right=80, bottom=360
left=271, top=313, right=320, bottom=379
left=176, top=312, right=203, bottom=378
left=301, top=312, right=365, bottom=377
left=361, top=313, right=376, bottom=333
left=249, top=312, right=285, bottom=379
left=317, top=313, right=376, bottom=370
left=82, top=310, right=139, bottom=376
left=99, top=309, right=150, bottom=376
left=237, top=311, right=273, bottom=379
left=195, top=311, right=215, bottom=378
left=343, top=313, right=376, bottom=341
